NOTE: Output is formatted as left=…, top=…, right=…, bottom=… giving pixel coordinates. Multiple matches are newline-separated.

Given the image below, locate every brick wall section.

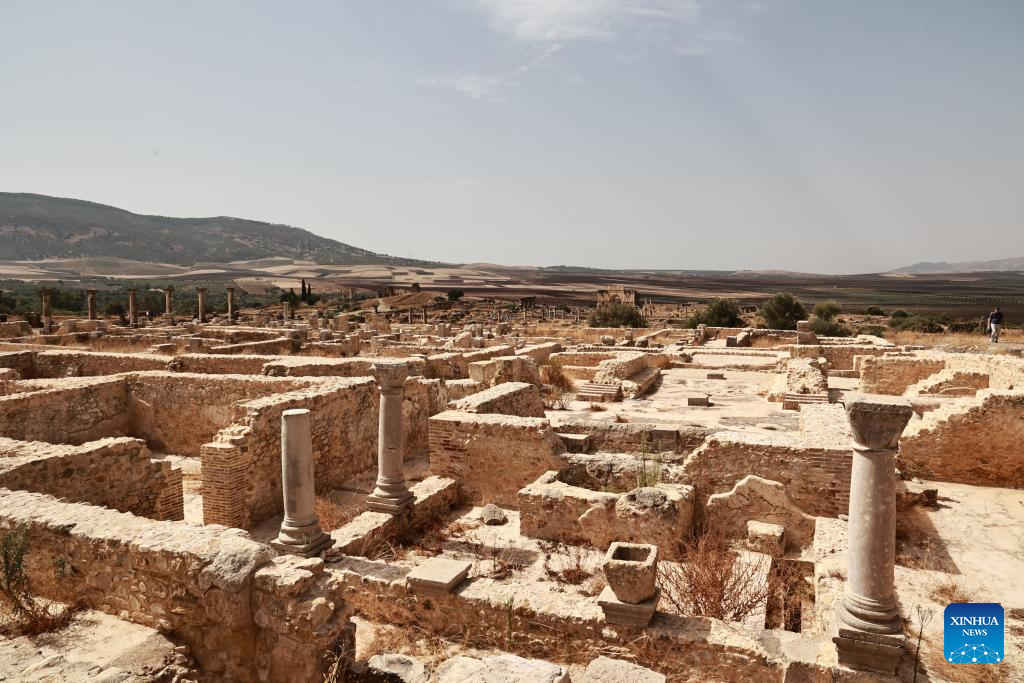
left=428, top=411, right=566, bottom=506
left=681, top=432, right=852, bottom=517
left=0, top=436, right=183, bottom=520
left=202, top=378, right=377, bottom=529
left=899, top=390, right=1024, bottom=487
left=0, top=489, right=353, bottom=683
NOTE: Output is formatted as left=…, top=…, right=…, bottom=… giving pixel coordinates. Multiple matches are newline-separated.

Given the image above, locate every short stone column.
left=226, top=286, right=236, bottom=320
left=164, top=286, right=175, bottom=323
left=86, top=289, right=97, bottom=320
left=39, top=289, right=53, bottom=333
left=127, top=288, right=139, bottom=326
left=366, top=360, right=413, bottom=514
left=833, top=393, right=914, bottom=674
left=272, top=408, right=333, bottom=556
left=422, top=307, right=428, bottom=324
left=196, top=288, right=207, bottom=323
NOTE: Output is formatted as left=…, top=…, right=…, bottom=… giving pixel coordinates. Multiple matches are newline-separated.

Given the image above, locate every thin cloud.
left=416, top=73, right=516, bottom=101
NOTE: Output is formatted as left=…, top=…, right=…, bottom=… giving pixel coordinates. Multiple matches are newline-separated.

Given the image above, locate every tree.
left=812, top=300, right=841, bottom=322
left=589, top=303, right=647, bottom=328
left=759, top=293, right=807, bottom=330
left=447, top=289, right=465, bottom=302
left=685, top=298, right=742, bottom=328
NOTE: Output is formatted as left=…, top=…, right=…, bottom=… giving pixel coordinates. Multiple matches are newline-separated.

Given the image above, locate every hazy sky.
left=2, top=1, right=1022, bottom=273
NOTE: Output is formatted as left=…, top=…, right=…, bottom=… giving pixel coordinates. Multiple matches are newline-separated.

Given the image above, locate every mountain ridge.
left=0, top=192, right=434, bottom=266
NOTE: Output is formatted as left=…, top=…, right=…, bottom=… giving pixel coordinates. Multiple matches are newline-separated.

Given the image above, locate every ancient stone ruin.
left=0, top=289, right=1021, bottom=681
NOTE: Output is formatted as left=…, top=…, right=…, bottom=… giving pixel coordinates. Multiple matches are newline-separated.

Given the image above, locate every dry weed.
left=540, top=359, right=575, bottom=393
left=541, top=541, right=594, bottom=585
left=659, top=529, right=771, bottom=622
left=930, top=574, right=972, bottom=605
left=315, top=496, right=357, bottom=532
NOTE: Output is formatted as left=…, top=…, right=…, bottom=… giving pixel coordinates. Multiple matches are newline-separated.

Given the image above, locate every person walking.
left=988, top=307, right=1004, bottom=343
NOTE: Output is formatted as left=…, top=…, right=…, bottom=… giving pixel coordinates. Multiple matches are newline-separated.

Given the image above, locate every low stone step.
left=782, top=393, right=829, bottom=411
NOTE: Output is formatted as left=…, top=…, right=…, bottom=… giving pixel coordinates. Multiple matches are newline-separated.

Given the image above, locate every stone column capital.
left=372, top=360, right=409, bottom=390
left=844, top=393, right=913, bottom=450
left=197, top=287, right=207, bottom=293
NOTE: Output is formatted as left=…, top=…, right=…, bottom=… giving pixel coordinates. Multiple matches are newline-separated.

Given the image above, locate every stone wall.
left=681, top=431, right=852, bottom=517
left=429, top=411, right=566, bottom=506
left=550, top=419, right=711, bottom=455
left=0, top=436, right=183, bottom=520
left=202, top=378, right=378, bottom=528
left=33, top=350, right=168, bottom=377
left=0, top=489, right=352, bottom=683
left=0, top=376, right=129, bottom=444
left=175, top=353, right=279, bottom=375
left=124, top=372, right=311, bottom=456
left=789, top=344, right=889, bottom=371
left=403, top=377, right=449, bottom=457
left=858, top=356, right=947, bottom=395
left=450, top=382, right=546, bottom=417
left=899, top=390, right=1024, bottom=487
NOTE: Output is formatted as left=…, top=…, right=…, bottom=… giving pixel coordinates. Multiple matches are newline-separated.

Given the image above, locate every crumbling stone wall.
left=0, top=436, right=183, bottom=520
left=450, top=382, right=546, bottom=417
left=789, top=344, right=889, bottom=371
left=33, top=350, right=168, bottom=377
left=0, top=489, right=352, bottom=683
left=202, top=378, right=377, bottom=528
left=899, top=390, right=1024, bottom=487
left=403, top=377, right=448, bottom=457
left=859, top=356, right=946, bottom=395
left=124, top=372, right=310, bottom=456
left=429, top=411, right=566, bottom=506
left=682, top=432, right=851, bottom=517
left=551, top=420, right=711, bottom=455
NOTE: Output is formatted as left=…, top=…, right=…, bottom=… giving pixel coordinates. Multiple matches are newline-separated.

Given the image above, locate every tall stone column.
left=226, top=286, right=236, bottom=320
left=834, top=393, right=914, bottom=675
left=164, top=286, right=175, bottom=324
left=422, top=307, right=428, bottom=324
left=40, top=289, right=52, bottom=333
left=127, top=288, right=139, bottom=326
left=86, top=289, right=97, bottom=320
left=366, top=360, right=413, bottom=514
left=272, top=409, right=333, bottom=556
left=196, top=288, right=207, bottom=323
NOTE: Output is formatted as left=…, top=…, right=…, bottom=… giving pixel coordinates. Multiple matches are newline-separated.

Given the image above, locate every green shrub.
left=685, top=298, right=741, bottom=328
left=890, top=315, right=943, bottom=333
left=447, top=289, right=465, bottom=302
left=812, top=301, right=842, bottom=322
left=865, top=305, right=886, bottom=316
left=947, top=320, right=982, bottom=334
left=758, top=293, right=807, bottom=330
left=857, top=324, right=887, bottom=338
left=809, top=316, right=852, bottom=337
left=589, top=303, right=647, bottom=328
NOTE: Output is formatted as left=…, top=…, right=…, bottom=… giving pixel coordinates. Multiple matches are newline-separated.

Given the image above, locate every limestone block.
left=365, top=653, right=428, bottom=683
left=434, top=655, right=569, bottom=683
left=581, top=656, right=666, bottom=683
left=597, top=585, right=660, bottom=627
left=405, top=557, right=471, bottom=595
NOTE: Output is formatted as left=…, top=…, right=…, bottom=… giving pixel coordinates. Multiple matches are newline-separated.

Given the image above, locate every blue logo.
left=944, top=603, right=1004, bottom=663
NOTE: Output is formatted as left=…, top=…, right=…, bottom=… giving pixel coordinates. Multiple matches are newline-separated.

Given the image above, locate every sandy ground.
left=551, top=366, right=797, bottom=432
left=894, top=480, right=1024, bottom=682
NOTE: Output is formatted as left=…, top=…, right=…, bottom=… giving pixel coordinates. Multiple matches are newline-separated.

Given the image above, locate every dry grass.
left=886, top=328, right=1024, bottom=351
left=917, top=634, right=1012, bottom=683
left=0, top=525, right=80, bottom=637
left=540, top=541, right=594, bottom=586
left=930, top=574, right=972, bottom=604
left=315, top=496, right=358, bottom=532
left=540, top=359, right=575, bottom=393
left=588, top=402, right=606, bottom=412
left=659, top=529, right=771, bottom=622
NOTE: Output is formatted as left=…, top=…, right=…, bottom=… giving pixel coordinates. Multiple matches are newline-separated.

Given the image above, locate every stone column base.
left=366, top=492, right=414, bottom=514
left=598, top=586, right=660, bottom=627
left=271, top=532, right=334, bottom=558
left=833, top=626, right=904, bottom=675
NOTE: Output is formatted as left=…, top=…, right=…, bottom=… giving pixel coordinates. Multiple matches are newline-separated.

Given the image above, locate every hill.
left=893, top=257, right=1024, bottom=274
left=0, top=192, right=431, bottom=266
